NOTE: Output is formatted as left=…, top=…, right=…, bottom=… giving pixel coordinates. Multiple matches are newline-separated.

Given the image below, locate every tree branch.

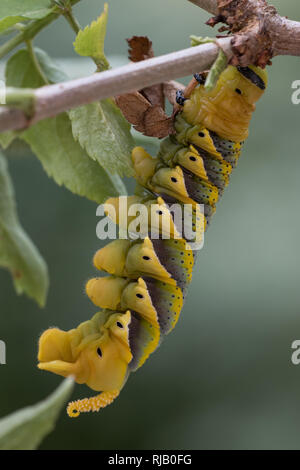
left=1, top=0, right=300, bottom=134
left=189, top=0, right=300, bottom=65
left=0, top=38, right=232, bottom=132
left=265, top=16, right=300, bottom=57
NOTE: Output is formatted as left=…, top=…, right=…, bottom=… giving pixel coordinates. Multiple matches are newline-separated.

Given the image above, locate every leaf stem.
left=0, top=33, right=26, bottom=60
left=26, top=41, right=49, bottom=85
left=62, top=1, right=106, bottom=72
left=0, top=0, right=82, bottom=60
left=63, top=3, right=81, bottom=34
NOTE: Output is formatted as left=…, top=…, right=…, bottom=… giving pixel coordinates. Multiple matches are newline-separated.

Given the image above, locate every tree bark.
left=189, top=0, right=300, bottom=65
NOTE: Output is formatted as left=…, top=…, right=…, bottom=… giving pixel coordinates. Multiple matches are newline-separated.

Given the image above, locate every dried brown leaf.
left=142, top=84, right=165, bottom=109
left=115, top=36, right=183, bottom=138
left=127, top=36, right=154, bottom=62
left=143, top=106, right=174, bottom=138
left=115, top=91, right=174, bottom=138
left=115, top=91, right=150, bottom=126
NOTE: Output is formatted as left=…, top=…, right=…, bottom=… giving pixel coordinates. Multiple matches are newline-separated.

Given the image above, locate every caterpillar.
left=37, top=64, right=267, bottom=417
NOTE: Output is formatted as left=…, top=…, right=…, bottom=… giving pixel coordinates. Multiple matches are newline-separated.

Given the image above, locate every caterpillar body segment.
left=93, top=237, right=194, bottom=290
left=103, top=195, right=183, bottom=240
left=38, top=310, right=133, bottom=391
left=174, top=113, right=232, bottom=161
left=86, top=275, right=183, bottom=335
left=182, top=65, right=267, bottom=142
left=158, top=136, right=233, bottom=191
left=103, top=194, right=205, bottom=243
left=132, top=149, right=219, bottom=211
left=158, top=138, right=210, bottom=181
left=37, top=65, right=267, bottom=417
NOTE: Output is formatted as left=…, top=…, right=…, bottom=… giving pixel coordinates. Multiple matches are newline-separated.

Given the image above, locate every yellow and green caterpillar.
left=37, top=65, right=267, bottom=417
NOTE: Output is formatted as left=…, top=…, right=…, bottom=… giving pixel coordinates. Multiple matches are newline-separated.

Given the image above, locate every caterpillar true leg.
left=176, top=90, right=187, bottom=106
left=193, top=73, right=206, bottom=85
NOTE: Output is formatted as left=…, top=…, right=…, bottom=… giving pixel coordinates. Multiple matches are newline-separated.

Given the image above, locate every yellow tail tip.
left=67, top=390, right=120, bottom=418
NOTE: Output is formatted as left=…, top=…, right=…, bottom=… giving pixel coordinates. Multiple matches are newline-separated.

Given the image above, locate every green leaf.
left=5, top=48, right=127, bottom=202
left=0, top=151, right=49, bottom=306
left=69, top=100, right=135, bottom=177
left=6, top=48, right=68, bottom=89
left=22, top=113, right=127, bottom=202
left=0, top=131, right=17, bottom=150
left=74, top=2, right=110, bottom=70
left=204, top=48, right=228, bottom=91
left=71, top=5, right=135, bottom=177
left=190, top=36, right=216, bottom=47
left=0, top=0, right=53, bottom=34
left=0, top=378, right=74, bottom=450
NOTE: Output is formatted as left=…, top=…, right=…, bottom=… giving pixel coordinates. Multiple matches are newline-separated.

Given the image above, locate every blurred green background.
left=1, top=0, right=300, bottom=450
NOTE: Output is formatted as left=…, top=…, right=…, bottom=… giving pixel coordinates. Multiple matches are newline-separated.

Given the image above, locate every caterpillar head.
left=220, top=65, right=267, bottom=106
left=182, top=65, right=268, bottom=142
left=38, top=311, right=132, bottom=392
